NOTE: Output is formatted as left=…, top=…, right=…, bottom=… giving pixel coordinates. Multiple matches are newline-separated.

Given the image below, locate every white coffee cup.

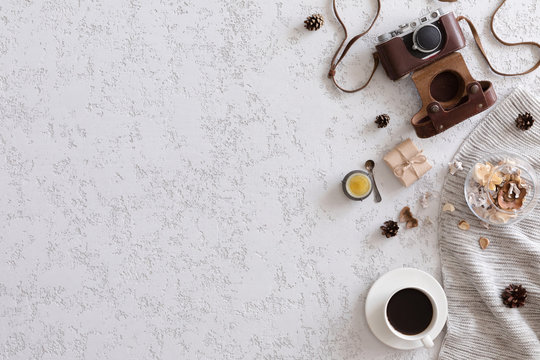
left=383, top=286, right=438, bottom=348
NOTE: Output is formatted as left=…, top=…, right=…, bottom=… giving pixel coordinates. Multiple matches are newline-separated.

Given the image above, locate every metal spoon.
left=365, top=160, right=382, bottom=203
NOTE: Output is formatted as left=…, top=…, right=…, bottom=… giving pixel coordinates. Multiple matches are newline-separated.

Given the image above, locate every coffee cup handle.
left=421, top=335, right=434, bottom=348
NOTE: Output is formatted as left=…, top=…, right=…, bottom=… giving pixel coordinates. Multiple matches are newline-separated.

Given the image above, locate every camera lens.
left=413, top=24, right=442, bottom=52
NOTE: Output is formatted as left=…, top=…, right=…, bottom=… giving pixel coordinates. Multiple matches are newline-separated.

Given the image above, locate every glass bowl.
left=464, top=153, right=538, bottom=225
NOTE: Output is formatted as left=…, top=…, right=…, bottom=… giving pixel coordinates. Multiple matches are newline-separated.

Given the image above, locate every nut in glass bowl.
left=464, top=153, right=538, bottom=225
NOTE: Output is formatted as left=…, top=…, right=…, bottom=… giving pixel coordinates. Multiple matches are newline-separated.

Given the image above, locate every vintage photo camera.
left=328, top=1, right=538, bottom=138
left=375, top=9, right=496, bottom=138
left=375, top=9, right=465, bottom=80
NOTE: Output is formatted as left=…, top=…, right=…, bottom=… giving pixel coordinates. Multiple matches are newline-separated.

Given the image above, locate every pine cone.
left=304, top=14, right=324, bottom=31
left=501, top=284, right=527, bottom=308
left=381, top=220, right=399, bottom=238
left=515, top=112, right=534, bottom=130
left=375, top=114, right=390, bottom=128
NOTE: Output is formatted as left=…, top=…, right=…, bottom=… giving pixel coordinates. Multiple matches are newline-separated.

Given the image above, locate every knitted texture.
left=438, top=88, right=540, bottom=360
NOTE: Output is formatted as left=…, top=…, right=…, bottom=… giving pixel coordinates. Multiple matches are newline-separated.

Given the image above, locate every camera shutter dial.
left=412, top=24, right=442, bottom=53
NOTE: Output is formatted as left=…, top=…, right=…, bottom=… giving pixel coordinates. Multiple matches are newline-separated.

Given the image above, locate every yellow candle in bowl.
left=349, top=174, right=371, bottom=196
left=342, top=170, right=373, bottom=200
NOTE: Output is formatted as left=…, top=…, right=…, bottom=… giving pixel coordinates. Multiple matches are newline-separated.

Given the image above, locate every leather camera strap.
left=327, top=0, right=381, bottom=93
left=457, top=0, right=540, bottom=76
left=328, top=0, right=540, bottom=92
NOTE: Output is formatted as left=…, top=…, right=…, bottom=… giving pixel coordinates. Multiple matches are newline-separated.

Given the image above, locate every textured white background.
left=0, top=0, right=539, bottom=359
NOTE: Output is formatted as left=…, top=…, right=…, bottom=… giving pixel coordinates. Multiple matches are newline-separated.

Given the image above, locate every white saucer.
left=365, top=267, right=448, bottom=350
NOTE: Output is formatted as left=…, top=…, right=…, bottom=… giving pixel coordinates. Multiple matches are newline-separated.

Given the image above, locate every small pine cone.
left=501, top=284, right=527, bottom=308
left=515, top=112, right=534, bottom=130
left=381, top=220, right=399, bottom=238
left=304, top=14, right=324, bottom=31
left=375, top=114, right=390, bottom=128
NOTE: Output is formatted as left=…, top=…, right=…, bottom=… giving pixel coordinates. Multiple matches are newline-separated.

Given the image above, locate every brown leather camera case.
left=375, top=12, right=466, bottom=81
left=410, top=52, right=497, bottom=138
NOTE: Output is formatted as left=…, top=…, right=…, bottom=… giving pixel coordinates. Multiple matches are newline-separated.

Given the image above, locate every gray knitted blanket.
left=438, top=88, right=540, bottom=360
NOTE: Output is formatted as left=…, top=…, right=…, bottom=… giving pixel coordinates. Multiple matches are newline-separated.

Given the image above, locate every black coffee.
left=386, top=288, right=433, bottom=335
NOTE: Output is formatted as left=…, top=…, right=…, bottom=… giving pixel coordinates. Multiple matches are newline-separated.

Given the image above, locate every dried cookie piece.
left=442, top=203, right=455, bottom=212
left=399, top=206, right=418, bottom=229
left=458, top=220, right=470, bottom=230
left=479, top=237, right=490, bottom=250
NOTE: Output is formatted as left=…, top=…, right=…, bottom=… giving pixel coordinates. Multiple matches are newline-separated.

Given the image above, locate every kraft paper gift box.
left=383, top=139, right=432, bottom=187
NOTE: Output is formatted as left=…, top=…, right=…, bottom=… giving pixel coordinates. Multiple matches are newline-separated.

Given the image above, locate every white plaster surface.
left=0, top=0, right=538, bottom=359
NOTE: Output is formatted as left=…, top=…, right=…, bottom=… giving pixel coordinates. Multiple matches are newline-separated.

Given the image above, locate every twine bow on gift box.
left=383, top=138, right=432, bottom=187
left=393, top=151, right=427, bottom=179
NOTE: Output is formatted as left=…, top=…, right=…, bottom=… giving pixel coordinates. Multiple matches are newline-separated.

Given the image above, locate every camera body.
left=375, top=10, right=466, bottom=80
